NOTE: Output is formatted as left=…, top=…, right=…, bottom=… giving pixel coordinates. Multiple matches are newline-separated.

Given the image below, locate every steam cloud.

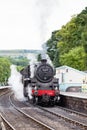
left=35, top=0, right=59, bottom=44
left=27, top=53, right=38, bottom=78
left=41, top=43, right=53, bottom=66
left=33, top=0, right=59, bottom=66
left=8, top=65, right=25, bottom=101
left=8, top=64, right=34, bottom=101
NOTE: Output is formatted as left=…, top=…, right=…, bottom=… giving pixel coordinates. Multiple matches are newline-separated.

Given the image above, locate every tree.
left=59, top=46, right=86, bottom=70
left=0, top=57, right=11, bottom=85
left=46, top=7, right=87, bottom=70
left=53, top=49, right=60, bottom=67
left=8, top=56, right=29, bottom=67
left=81, top=30, right=87, bottom=67
left=37, top=54, right=42, bottom=61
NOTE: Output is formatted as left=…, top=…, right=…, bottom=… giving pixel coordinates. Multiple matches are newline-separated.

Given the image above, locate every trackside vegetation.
left=0, top=56, right=29, bottom=85
left=0, top=57, right=10, bottom=85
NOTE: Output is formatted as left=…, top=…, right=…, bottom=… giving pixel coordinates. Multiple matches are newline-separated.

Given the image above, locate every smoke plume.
left=41, top=43, right=53, bottom=66
left=35, top=0, right=59, bottom=44
left=8, top=65, right=25, bottom=101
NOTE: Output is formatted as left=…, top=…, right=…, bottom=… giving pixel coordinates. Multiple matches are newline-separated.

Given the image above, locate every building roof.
left=56, top=65, right=86, bottom=75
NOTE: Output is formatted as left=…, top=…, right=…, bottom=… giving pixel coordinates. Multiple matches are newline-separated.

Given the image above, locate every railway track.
left=0, top=87, right=11, bottom=96
left=1, top=89, right=87, bottom=130
left=10, top=94, right=70, bottom=130
left=10, top=94, right=83, bottom=130
left=0, top=90, right=54, bottom=130
left=57, top=105, right=87, bottom=118
left=0, top=107, right=54, bottom=130
left=37, top=105, right=87, bottom=130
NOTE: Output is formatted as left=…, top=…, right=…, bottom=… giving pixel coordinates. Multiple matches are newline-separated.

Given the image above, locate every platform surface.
left=0, top=86, right=11, bottom=89
left=60, top=91, right=87, bottom=99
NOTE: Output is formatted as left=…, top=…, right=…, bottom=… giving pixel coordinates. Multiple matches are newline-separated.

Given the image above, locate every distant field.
left=0, top=49, right=42, bottom=57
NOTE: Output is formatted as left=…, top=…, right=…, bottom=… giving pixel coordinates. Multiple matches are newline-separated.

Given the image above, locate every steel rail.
left=0, top=88, right=10, bottom=97
left=57, top=105, right=87, bottom=118
left=38, top=105, right=87, bottom=129
left=0, top=113, right=16, bottom=130
left=9, top=95, right=55, bottom=130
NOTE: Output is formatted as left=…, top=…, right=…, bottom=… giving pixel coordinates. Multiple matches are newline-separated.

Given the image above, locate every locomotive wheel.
left=50, top=101, right=55, bottom=106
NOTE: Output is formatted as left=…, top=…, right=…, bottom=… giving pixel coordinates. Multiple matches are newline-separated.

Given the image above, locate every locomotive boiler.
left=20, top=59, right=60, bottom=105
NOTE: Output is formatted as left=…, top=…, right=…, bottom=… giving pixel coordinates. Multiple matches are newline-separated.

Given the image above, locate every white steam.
left=27, top=53, right=38, bottom=78
left=41, top=43, right=53, bottom=66
left=8, top=65, right=25, bottom=101
left=35, top=0, right=59, bottom=44
left=27, top=85, right=33, bottom=99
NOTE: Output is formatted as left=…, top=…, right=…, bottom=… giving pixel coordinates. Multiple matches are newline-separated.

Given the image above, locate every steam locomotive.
left=20, top=59, right=60, bottom=105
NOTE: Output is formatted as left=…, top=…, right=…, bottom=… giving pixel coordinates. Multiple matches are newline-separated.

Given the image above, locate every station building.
left=55, top=65, right=87, bottom=92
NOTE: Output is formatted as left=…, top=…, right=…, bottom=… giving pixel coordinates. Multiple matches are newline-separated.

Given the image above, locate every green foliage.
left=81, top=31, right=87, bottom=53
left=59, top=46, right=86, bottom=70
left=0, top=56, right=29, bottom=85
left=47, top=35, right=58, bottom=62
left=16, top=66, right=24, bottom=72
left=37, top=54, right=42, bottom=61
left=8, top=56, right=29, bottom=67
left=53, top=49, right=60, bottom=67
left=46, top=7, right=87, bottom=70
left=0, top=57, right=11, bottom=85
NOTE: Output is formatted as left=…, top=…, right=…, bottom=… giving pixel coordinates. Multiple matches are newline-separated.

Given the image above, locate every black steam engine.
left=20, top=59, right=60, bottom=105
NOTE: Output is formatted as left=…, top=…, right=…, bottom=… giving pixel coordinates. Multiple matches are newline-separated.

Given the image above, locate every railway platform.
left=60, top=91, right=87, bottom=114
left=60, top=91, right=87, bottom=99
left=0, top=86, right=11, bottom=89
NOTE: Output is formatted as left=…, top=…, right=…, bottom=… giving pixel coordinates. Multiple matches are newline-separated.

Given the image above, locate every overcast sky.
left=0, top=0, right=87, bottom=50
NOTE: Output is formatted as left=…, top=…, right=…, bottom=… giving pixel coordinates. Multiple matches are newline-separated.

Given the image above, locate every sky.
left=0, top=0, right=87, bottom=50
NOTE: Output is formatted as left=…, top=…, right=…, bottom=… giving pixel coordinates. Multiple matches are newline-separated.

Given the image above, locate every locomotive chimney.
left=41, top=59, right=47, bottom=64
